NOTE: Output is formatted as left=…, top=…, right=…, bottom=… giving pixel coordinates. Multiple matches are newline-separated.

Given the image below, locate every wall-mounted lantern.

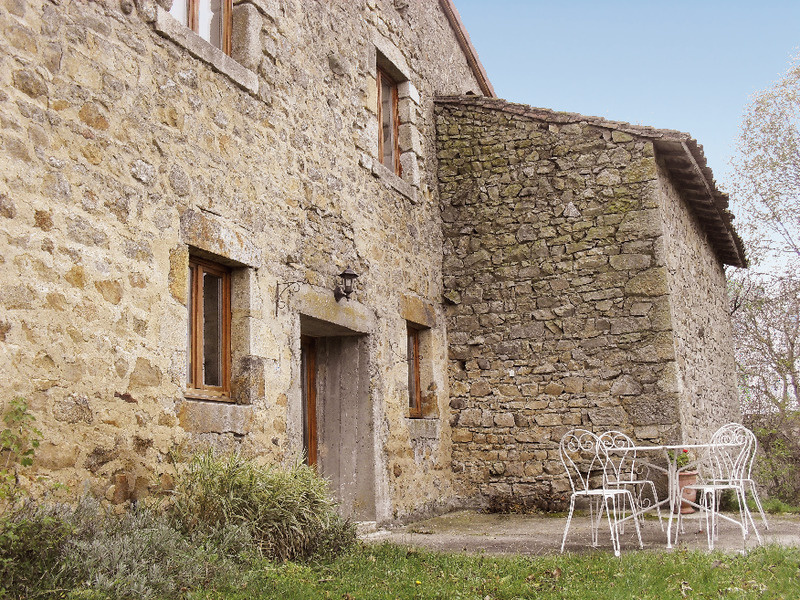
left=334, top=267, right=359, bottom=302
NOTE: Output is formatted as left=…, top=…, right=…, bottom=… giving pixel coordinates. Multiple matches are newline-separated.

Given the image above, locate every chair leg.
left=740, top=487, right=762, bottom=544
left=747, top=480, right=769, bottom=530
left=625, top=490, right=644, bottom=549
left=560, top=496, right=576, bottom=554
left=605, top=496, right=620, bottom=557
left=705, top=491, right=715, bottom=550
left=645, top=480, right=664, bottom=531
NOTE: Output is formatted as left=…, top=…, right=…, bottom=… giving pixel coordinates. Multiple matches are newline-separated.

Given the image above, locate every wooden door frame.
left=301, top=336, right=318, bottom=467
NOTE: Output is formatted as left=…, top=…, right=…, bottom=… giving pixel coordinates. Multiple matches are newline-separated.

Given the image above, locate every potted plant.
left=670, top=449, right=698, bottom=514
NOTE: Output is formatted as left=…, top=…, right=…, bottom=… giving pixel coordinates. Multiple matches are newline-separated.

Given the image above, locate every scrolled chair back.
left=598, top=430, right=637, bottom=483
left=708, top=423, right=751, bottom=481
left=559, top=429, right=604, bottom=494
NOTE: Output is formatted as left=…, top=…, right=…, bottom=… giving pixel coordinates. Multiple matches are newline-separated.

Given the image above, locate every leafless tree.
left=727, top=53, right=800, bottom=502
left=730, top=53, right=800, bottom=269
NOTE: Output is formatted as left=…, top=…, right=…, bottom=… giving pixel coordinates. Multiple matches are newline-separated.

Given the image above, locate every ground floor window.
left=407, top=323, right=422, bottom=418
left=187, top=256, right=231, bottom=399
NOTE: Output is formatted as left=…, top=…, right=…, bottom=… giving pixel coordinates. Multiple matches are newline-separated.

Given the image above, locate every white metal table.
left=607, top=442, right=738, bottom=549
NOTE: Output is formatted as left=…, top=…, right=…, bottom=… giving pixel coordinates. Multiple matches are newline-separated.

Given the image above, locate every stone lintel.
left=372, top=32, right=411, bottom=81
left=179, top=208, right=262, bottom=267
left=400, top=294, right=436, bottom=328
left=293, top=285, right=376, bottom=335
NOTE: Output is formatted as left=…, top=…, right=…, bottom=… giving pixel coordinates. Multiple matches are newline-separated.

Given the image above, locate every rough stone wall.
left=655, top=157, right=740, bottom=439
left=436, top=99, right=686, bottom=509
left=0, top=0, right=481, bottom=522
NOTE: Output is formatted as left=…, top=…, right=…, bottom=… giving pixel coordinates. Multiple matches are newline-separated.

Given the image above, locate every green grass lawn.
left=181, top=542, right=800, bottom=600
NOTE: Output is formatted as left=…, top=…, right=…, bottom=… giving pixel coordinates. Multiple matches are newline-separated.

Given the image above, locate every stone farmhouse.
left=0, top=0, right=745, bottom=522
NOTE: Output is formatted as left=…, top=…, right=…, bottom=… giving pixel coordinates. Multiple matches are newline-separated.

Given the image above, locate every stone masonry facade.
left=0, top=0, right=488, bottom=523
left=0, top=0, right=744, bottom=520
left=436, top=97, right=743, bottom=510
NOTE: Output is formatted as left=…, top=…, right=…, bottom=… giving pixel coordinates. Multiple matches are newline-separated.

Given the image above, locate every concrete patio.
left=362, top=510, right=800, bottom=555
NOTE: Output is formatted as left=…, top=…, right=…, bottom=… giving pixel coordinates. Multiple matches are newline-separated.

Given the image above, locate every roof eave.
left=438, top=0, right=496, bottom=97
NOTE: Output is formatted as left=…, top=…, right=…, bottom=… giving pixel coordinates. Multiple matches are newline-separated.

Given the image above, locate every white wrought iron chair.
left=736, top=425, right=769, bottom=530
left=599, top=430, right=664, bottom=530
left=560, top=429, right=643, bottom=556
left=675, top=423, right=763, bottom=549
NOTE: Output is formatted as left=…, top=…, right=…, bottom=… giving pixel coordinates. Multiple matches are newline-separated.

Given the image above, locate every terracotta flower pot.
left=677, top=470, right=698, bottom=514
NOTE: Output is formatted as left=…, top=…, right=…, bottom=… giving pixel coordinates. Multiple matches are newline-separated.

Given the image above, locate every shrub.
left=64, top=500, right=249, bottom=599
left=0, top=500, right=77, bottom=596
left=0, top=398, right=41, bottom=507
left=745, top=413, right=800, bottom=505
left=169, top=450, right=356, bottom=561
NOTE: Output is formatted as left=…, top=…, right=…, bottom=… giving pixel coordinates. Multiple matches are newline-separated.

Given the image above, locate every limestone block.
left=36, top=442, right=80, bottom=469
left=400, top=294, right=436, bottom=327
left=534, top=413, right=561, bottom=427
left=231, top=3, right=262, bottom=72
left=399, top=152, right=420, bottom=189
left=611, top=130, right=634, bottom=143
left=587, top=406, right=627, bottom=426
left=397, top=80, right=419, bottom=104
left=610, top=375, right=641, bottom=396
left=177, top=401, right=254, bottom=435
left=397, top=97, right=417, bottom=125
left=624, top=267, right=668, bottom=297
left=168, top=247, right=189, bottom=304
left=469, top=381, right=490, bottom=397
left=617, top=209, right=662, bottom=238
left=398, top=124, right=421, bottom=155
left=129, top=358, right=163, bottom=389
left=53, top=394, right=93, bottom=424
left=459, top=408, right=482, bottom=427
left=493, top=413, right=515, bottom=427
left=609, top=253, right=651, bottom=271
left=234, top=0, right=279, bottom=21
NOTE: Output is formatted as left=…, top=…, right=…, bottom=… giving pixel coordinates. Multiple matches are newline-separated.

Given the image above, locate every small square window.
left=407, top=323, right=422, bottom=418
left=187, top=256, right=231, bottom=399
left=377, top=67, right=401, bottom=176
left=170, top=0, right=232, bottom=55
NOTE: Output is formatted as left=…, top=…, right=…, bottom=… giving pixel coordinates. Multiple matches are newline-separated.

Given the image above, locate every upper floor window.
left=170, top=0, right=232, bottom=55
left=187, top=256, right=231, bottom=400
left=378, top=67, right=401, bottom=176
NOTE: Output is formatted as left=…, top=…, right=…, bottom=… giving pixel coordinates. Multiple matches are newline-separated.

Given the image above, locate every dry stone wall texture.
left=436, top=99, right=738, bottom=510
left=656, top=158, right=740, bottom=436
left=0, top=0, right=481, bottom=522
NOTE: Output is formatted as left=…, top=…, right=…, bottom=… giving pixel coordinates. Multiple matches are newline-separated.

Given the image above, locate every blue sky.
left=454, top=0, right=800, bottom=187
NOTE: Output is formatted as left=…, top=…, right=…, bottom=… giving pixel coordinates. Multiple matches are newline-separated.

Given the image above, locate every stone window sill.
left=369, top=160, right=418, bottom=204
left=179, top=397, right=252, bottom=435
left=407, top=417, right=439, bottom=439
left=154, top=7, right=259, bottom=95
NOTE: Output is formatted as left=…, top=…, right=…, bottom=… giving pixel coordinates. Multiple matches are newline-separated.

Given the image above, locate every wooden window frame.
left=186, top=256, right=232, bottom=401
left=377, top=67, right=401, bottom=176
left=175, top=0, right=233, bottom=55
left=407, top=324, right=422, bottom=419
